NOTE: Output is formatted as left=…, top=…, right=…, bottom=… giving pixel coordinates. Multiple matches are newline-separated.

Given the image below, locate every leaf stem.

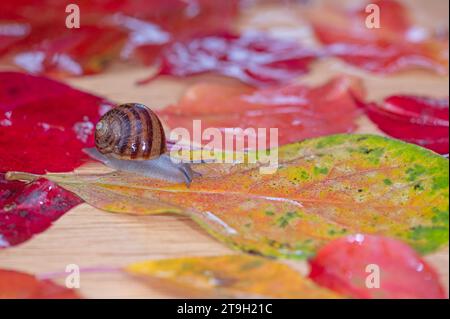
left=5, top=171, right=40, bottom=182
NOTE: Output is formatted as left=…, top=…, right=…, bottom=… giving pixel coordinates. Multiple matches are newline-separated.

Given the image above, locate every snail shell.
left=85, top=103, right=196, bottom=186
left=95, top=103, right=166, bottom=160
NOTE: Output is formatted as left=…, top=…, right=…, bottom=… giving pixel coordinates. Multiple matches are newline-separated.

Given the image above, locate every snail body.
left=84, top=103, right=195, bottom=186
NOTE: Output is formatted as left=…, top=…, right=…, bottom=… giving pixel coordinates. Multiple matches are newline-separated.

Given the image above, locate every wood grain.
left=0, top=0, right=448, bottom=298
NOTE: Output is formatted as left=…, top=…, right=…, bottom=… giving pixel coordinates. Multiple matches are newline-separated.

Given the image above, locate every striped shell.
left=95, top=103, right=167, bottom=160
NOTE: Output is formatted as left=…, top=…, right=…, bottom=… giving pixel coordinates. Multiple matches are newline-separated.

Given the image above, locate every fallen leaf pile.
left=0, top=0, right=448, bottom=300
left=126, top=234, right=446, bottom=299
left=0, top=0, right=239, bottom=76
left=1, top=0, right=447, bottom=80
left=141, top=32, right=319, bottom=86
left=0, top=72, right=365, bottom=248
left=3, top=234, right=445, bottom=299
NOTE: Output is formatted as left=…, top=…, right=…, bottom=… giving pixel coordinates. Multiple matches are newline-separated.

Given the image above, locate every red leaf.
left=309, top=235, right=447, bottom=299
left=311, top=0, right=449, bottom=74
left=8, top=25, right=127, bottom=76
left=0, top=2, right=126, bottom=75
left=141, top=32, right=318, bottom=87
left=126, top=0, right=239, bottom=64
left=0, top=173, right=82, bottom=248
left=0, top=269, right=80, bottom=298
left=357, top=95, right=449, bottom=154
left=0, top=21, right=30, bottom=56
left=159, top=76, right=363, bottom=147
left=0, top=71, right=114, bottom=173
left=1, top=0, right=239, bottom=75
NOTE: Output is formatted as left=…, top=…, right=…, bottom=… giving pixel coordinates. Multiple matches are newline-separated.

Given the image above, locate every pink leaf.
left=309, top=235, right=447, bottom=299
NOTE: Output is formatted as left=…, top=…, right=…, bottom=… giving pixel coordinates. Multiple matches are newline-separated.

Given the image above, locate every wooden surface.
left=0, top=0, right=448, bottom=298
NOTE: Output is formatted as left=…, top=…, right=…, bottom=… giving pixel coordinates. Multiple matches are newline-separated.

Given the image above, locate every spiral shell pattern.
left=95, top=103, right=166, bottom=160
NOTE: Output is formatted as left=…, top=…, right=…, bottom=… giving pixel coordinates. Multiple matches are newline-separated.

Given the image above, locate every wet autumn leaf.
left=86, top=0, right=240, bottom=64
left=310, top=0, right=449, bottom=74
left=127, top=0, right=240, bottom=64
left=0, top=0, right=239, bottom=75
left=0, top=1, right=126, bottom=75
left=0, top=72, right=106, bottom=247
left=309, top=235, right=447, bottom=299
left=356, top=95, right=449, bottom=155
left=0, top=269, right=80, bottom=298
left=159, top=76, right=363, bottom=147
left=0, top=21, right=30, bottom=56
left=8, top=25, right=127, bottom=76
left=127, top=255, right=339, bottom=298
left=141, top=32, right=318, bottom=86
left=0, top=173, right=82, bottom=248
left=0, top=71, right=114, bottom=173
left=9, top=135, right=449, bottom=259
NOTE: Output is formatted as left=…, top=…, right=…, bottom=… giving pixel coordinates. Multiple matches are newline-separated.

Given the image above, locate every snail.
left=83, top=103, right=196, bottom=186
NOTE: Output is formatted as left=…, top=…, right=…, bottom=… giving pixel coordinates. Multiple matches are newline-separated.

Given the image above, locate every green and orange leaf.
left=8, top=134, right=449, bottom=259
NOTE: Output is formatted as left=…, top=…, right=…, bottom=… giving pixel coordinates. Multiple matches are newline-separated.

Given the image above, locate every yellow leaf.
left=126, top=255, right=340, bottom=298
